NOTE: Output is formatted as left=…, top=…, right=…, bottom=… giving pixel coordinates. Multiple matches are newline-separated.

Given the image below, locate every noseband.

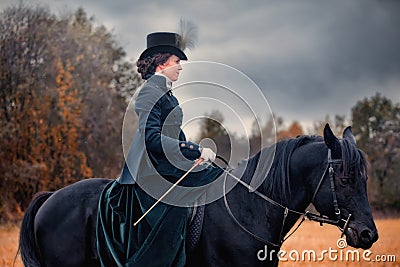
left=221, top=148, right=352, bottom=247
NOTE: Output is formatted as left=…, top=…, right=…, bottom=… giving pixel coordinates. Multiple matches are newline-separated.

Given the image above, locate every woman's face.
left=159, top=54, right=182, bottom=82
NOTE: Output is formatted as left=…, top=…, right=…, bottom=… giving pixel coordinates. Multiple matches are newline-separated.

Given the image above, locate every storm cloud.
left=1, top=0, right=399, bottom=130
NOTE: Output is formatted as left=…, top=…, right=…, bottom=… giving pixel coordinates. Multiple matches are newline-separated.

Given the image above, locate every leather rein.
left=218, top=149, right=352, bottom=247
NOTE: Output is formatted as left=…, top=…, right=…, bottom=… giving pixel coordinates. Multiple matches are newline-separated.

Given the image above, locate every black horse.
left=18, top=124, right=378, bottom=266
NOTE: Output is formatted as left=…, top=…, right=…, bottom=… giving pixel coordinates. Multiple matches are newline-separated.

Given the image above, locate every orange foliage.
left=0, top=58, right=93, bottom=220
left=49, top=58, right=92, bottom=186
left=277, top=121, right=304, bottom=140
left=0, top=6, right=137, bottom=222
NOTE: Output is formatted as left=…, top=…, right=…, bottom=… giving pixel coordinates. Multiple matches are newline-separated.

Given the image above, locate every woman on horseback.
left=97, top=31, right=223, bottom=267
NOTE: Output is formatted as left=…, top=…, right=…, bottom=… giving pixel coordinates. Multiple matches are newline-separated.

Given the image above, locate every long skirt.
left=97, top=181, right=189, bottom=267
left=96, top=165, right=223, bottom=267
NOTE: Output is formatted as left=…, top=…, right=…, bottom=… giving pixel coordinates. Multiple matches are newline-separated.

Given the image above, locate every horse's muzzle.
left=346, top=225, right=378, bottom=249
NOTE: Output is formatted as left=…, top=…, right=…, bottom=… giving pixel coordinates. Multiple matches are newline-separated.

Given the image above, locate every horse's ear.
left=323, top=123, right=341, bottom=158
left=343, top=126, right=357, bottom=147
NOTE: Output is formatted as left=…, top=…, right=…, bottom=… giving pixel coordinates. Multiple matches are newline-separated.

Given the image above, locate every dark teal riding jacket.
left=118, top=74, right=221, bottom=185
left=97, top=74, right=223, bottom=267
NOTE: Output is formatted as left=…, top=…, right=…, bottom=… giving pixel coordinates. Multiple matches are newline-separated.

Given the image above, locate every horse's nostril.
left=360, top=229, right=372, bottom=242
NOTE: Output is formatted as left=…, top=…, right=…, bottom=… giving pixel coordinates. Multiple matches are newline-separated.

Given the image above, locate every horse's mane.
left=340, top=138, right=368, bottom=181
left=239, top=134, right=368, bottom=205
left=241, top=135, right=323, bottom=204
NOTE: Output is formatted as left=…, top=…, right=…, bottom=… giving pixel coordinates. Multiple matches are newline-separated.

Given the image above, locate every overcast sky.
left=1, top=0, right=399, bottom=133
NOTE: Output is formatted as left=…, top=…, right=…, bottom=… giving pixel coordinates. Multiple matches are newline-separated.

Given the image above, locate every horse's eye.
left=340, top=177, right=351, bottom=186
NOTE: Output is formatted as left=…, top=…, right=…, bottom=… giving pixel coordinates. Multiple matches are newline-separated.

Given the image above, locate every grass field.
left=1, top=219, right=399, bottom=266
left=280, top=219, right=399, bottom=267
left=0, top=224, right=21, bottom=267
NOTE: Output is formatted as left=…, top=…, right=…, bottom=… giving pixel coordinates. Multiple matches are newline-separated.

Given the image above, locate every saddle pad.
left=186, top=204, right=205, bottom=252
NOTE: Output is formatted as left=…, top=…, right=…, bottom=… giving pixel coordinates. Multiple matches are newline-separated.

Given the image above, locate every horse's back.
left=35, top=178, right=112, bottom=267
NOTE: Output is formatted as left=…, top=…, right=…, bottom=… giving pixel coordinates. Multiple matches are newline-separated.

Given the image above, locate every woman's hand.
left=200, top=148, right=216, bottom=162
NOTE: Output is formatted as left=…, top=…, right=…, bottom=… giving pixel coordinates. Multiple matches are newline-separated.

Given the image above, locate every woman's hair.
left=137, top=53, right=171, bottom=80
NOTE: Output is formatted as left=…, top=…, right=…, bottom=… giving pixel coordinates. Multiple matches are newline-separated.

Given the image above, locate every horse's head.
left=311, top=124, right=378, bottom=249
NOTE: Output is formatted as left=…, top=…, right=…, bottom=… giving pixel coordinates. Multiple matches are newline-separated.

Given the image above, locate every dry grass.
left=0, top=224, right=22, bottom=267
left=0, top=219, right=399, bottom=266
left=280, top=219, right=400, bottom=266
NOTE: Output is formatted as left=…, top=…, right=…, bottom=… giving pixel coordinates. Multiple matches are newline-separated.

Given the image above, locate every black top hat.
left=139, top=32, right=187, bottom=60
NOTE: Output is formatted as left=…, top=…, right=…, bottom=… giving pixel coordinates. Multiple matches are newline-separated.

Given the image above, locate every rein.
left=218, top=148, right=352, bottom=247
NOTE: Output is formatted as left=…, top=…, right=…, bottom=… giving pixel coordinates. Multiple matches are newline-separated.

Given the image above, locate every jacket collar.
left=148, top=73, right=172, bottom=93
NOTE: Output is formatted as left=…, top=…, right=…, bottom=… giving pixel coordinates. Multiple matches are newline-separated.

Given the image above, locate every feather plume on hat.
left=178, top=19, right=198, bottom=51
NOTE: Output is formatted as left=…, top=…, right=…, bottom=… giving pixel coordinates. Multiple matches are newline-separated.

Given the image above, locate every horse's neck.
left=224, top=142, right=328, bottom=245
left=224, top=159, right=301, bottom=245
left=278, top=142, right=329, bottom=234
left=288, top=142, right=328, bottom=210
left=224, top=179, right=286, bottom=245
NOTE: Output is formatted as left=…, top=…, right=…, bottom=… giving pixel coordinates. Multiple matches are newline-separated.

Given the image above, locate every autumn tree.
left=49, top=59, right=92, bottom=186
left=312, top=114, right=347, bottom=136
left=196, top=110, right=232, bottom=163
left=0, top=4, right=140, bottom=221
left=249, top=115, right=277, bottom=156
left=198, top=110, right=227, bottom=140
left=351, top=93, right=400, bottom=210
left=277, top=121, right=304, bottom=141
left=0, top=4, right=57, bottom=220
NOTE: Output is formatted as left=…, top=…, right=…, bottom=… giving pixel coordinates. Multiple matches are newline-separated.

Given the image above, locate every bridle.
left=221, top=149, right=352, bottom=247
left=219, top=148, right=352, bottom=247
left=307, top=149, right=352, bottom=235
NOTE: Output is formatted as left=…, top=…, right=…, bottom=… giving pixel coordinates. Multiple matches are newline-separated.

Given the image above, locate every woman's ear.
left=155, top=64, right=164, bottom=73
